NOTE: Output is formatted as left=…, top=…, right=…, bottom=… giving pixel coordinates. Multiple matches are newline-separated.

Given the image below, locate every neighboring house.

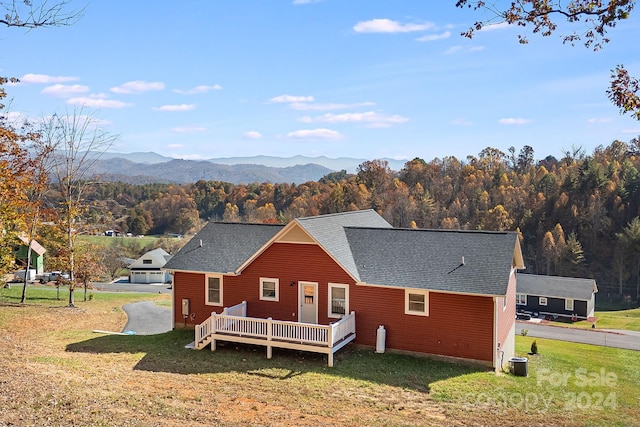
left=516, top=274, right=598, bottom=320
left=129, top=248, right=172, bottom=284
left=163, top=210, right=524, bottom=370
left=15, top=235, right=46, bottom=275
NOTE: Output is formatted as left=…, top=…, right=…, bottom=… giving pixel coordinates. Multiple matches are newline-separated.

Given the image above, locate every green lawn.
left=79, top=234, right=164, bottom=249
left=549, top=307, right=640, bottom=331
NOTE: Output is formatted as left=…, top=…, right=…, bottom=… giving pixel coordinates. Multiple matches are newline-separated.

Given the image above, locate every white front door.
left=298, top=281, right=318, bottom=324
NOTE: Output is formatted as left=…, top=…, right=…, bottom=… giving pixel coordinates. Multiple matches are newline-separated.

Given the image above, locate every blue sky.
left=3, top=1, right=640, bottom=163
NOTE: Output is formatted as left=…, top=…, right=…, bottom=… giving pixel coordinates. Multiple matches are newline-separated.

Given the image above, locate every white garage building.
left=128, top=248, right=172, bottom=284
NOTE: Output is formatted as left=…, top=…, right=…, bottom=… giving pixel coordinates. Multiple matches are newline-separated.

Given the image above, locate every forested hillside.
left=75, top=141, right=640, bottom=300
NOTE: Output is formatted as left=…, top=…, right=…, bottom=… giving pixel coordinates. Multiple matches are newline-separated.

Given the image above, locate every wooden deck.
left=194, top=301, right=356, bottom=366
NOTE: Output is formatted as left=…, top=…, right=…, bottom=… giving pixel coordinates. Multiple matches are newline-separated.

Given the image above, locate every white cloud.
left=416, top=31, right=451, bottom=42
left=173, top=85, right=222, bottom=94
left=19, top=73, right=78, bottom=84
left=621, top=128, right=640, bottom=134
left=153, top=104, right=196, bottom=112
left=443, top=45, right=484, bottom=55
left=292, top=0, right=324, bottom=4
left=167, top=144, right=184, bottom=148
left=111, top=80, right=165, bottom=94
left=353, top=19, right=434, bottom=34
left=303, top=111, right=408, bottom=128
left=270, top=94, right=314, bottom=103
left=4, top=111, right=27, bottom=126
left=444, top=45, right=463, bottom=55
left=498, top=118, right=532, bottom=125
left=287, top=128, right=343, bottom=140
left=480, top=22, right=512, bottom=32
left=587, top=117, right=613, bottom=124
left=66, top=96, right=131, bottom=108
left=289, top=101, right=375, bottom=111
left=172, top=126, right=206, bottom=133
left=243, top=131, right=263, bottom=139
left=450, top=118, right=473, bottom=126
left=41, top=84, right=90, bottom=97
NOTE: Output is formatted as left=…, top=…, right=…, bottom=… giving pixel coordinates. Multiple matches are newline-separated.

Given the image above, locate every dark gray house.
left=516, top=274, right=598, bottom=320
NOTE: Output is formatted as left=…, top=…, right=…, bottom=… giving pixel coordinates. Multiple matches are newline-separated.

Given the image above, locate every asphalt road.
left=515, top=322, right=640, bottom=351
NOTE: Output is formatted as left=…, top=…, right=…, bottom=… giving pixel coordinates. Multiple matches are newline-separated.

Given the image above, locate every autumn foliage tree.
left=457, top=0, right=640, bottom=120
left=0, top=77, right=45, bottom=287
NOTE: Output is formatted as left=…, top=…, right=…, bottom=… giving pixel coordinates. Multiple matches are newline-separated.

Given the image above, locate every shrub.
left=531, top=340, right=538, bottom=354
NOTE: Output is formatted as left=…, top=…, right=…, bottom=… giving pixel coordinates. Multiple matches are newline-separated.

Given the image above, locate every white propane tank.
left=376, top=325, right=386, bottom=353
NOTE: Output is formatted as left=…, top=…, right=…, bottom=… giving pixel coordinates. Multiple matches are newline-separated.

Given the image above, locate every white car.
left=37, top=271, right=70, bottom=283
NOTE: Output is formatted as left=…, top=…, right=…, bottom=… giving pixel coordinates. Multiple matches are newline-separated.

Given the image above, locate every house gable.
left=129, top=248, right=171, bottom=270
left=276, top=224, right=315, bottom=244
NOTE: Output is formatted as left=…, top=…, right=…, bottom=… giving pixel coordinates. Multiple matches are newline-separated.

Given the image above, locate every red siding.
left=173, top=241, right=496, bottom=362
left=350, top=286, right=495, bottom=362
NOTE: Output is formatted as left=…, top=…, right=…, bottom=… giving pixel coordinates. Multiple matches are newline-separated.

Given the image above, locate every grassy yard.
left=547, top=307, right=640, bottom=331
left=1, top=285, right=639, bottom=426
left=79, top=234, right=167, bottom=249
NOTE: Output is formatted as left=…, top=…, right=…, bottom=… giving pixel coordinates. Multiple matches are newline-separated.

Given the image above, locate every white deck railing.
left=194, top=302, right=355, bottom=366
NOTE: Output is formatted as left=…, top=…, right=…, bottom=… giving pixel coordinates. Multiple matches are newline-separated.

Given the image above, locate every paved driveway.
left=122, top=301, right=172, bottom=335
left=516, top=322, right=640, bottom=351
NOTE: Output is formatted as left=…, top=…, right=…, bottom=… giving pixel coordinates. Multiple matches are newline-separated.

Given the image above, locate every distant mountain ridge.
left=99, top=152, right=408, bottom=171
left=89, top=152, right=409, bottom=184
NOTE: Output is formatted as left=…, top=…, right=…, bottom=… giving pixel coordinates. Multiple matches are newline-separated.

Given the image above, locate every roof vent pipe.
left=461, top=256, right=465, bottom=265
left=199, top=239, right=203, bottom=247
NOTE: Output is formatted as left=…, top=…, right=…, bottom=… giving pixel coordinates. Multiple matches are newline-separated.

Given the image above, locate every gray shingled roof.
left=296, top=210, right=392, bottom=280
left=517, top=274, right=597, bottom=301
left=163, top=211, right=520, bottom=297
left=345, top=227, right=519, bottom=296
left=163, top=222, right=283, bottom=273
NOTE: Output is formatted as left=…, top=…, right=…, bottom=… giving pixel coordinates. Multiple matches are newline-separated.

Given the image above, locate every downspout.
left=493, top=296, right=499, bottom=371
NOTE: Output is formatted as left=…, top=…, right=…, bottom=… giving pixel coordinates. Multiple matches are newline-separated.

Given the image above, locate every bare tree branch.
left=0, top=0, right=84, bottom=29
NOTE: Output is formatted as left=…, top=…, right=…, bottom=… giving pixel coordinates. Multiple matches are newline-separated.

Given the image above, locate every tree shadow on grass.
left=66, top=329, right=488, bottom=393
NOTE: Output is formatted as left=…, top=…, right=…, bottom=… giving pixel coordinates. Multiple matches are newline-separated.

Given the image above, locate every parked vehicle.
left=13, top=269, right=37, bottom=282
left=37, top=271, right=69, bottom=284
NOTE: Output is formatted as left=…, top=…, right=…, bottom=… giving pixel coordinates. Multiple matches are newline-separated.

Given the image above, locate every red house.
left=163, top=210, right=524, bottom=369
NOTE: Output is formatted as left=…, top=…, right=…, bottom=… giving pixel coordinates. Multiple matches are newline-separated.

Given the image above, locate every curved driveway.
left=122, top=301, right=172, bottom=335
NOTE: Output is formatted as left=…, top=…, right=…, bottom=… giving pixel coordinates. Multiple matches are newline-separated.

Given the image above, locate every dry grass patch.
left=1, top=287, right=639, bottom=426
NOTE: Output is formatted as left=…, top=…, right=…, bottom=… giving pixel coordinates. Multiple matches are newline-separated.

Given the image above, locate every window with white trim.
left=205, top=275, right=223, bottom=306
left=405, top=290, right=429, bottom=316
left=328, top=283, right=349, bottom=318
left=516, top=293, right=526, bottom=305
left=539, top=296, right=547, bottom=306
left=565, top=298, right=574, bottom=311
left=260, top=278, right=279, bottom=301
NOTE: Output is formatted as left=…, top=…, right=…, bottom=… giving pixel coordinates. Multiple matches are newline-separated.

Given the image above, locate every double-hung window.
left=539, top=296, right=547, bottom=306
left=260, top=278, right=279, bottom=301
left=405, top=289, right=429, bottom=316
left=516, top=293, right=526, bottom=305
left=328, top=283, right=349, bottom=318
left=565, top=298, right=574, bottom=311
left=205, top=275, right=223, bottom=306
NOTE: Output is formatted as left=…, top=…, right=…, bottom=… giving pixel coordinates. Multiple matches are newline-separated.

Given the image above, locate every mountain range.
left=90, top=152, right=408, bottom=184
